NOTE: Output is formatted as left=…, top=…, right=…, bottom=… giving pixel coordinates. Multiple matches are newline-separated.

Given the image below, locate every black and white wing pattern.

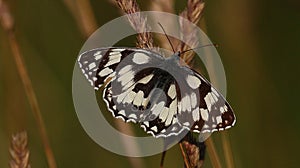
left=78, top=48, right=136, bottom=90
left=78, top=47, right=236, bottom=138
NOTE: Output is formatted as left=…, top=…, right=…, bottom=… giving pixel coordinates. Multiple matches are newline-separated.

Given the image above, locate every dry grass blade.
left=114, top=0, right=155, bottom=49
left=0, top=1, right=57, bottom=168
left=63, top=1, right=146, bottom=167
left=177, top=0, right=205, bottom=64
left=114, top=120, right=146, bottom=168
left=9, top=131, right=31, bottom=168
left=205, top=137, right=222, bottom=168
left=148, top=0, right=179, bottom=52
left=149, top=0, right=175, bottom=14
left=221, top=131, right=235, bottom=168
left=63, top=0, right=98, bottom=37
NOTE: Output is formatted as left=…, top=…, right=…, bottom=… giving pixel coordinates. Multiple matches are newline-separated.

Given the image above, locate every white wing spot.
left=168, top=99, right=177, bottom=116
left=190, top=92, right=197, bottom=108
left=181, top=95, right=191, bottom=112
left=192, top=107, right=200, bottom=121
left=167, top=84, right=176, bottom=99
left=204, top=93, right=213, bottom=111
left=216, top=116, right=222, bottom=123
left=95, top=54, right=102, bottom=60
left=118, top=70, right=134, bottom=86
left=152, top=102, right=165, bottom=117
left=203, top=124, right=209, bottom=129
left=88, top=62, right=96, bottom=70
left=166, top=100, right=176, bottom=126
left=151, top=126, right=158, bottom=132
left=129, top=114, right=137, bottom=119
left=105, top=57, right=121, bottom=67
left=132, top=53, right=150, bottom=64
left=119, top=65, right=132, bottom=75
left=93, top=51, right=101, bottom=56
left=159, top=107, right=169, bottom=122
left=200, top=108, right=209, bottom=121
left=186, top=75, right=201, bottom=89
left=109, top=54, right=122, bottom=60
left=138, top=74, right=154, bottom=84
left=122, top=80, right=134, bottom=91
left=112, top=48, right=125, bottom=52
left=109, top=51, right=121, bottom=56
left=183, top=122, right=190, bottom=126
left=220, top=106, right=225, bottom=113
left=118, top=110, right=126, bottom=116
left=133, top=91, right=144, bottom=106
left=99, top=67, right=113, bottom=77
left=123, top=91, right=136, bottom=103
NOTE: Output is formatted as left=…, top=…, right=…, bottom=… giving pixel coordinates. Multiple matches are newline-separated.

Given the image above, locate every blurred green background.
left=1, top=0, right=300, bottom=167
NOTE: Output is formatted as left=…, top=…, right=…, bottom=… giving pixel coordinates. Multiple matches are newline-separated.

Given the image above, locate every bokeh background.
left=1, top=0, right=300, bottom=167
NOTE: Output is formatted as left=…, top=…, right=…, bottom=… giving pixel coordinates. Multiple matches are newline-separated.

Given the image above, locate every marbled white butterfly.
left=78, top=47, right=236, bottom=138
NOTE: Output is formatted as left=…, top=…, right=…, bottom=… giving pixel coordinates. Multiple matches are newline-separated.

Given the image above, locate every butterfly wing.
left=78, top=47, right=236, bottom=138
left=189, top=70, right=236, bottom=133
left=99, top=49, right=186, bottom=137
left=78, top=48, right=136, bottom=89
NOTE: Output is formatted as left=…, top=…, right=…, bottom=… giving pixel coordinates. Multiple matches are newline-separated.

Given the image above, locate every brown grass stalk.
left=63, top=0, right=98, bottom=37
left=148, top=0, right=179, bottom=52
left=179, top=142, right=191, bottom=168
left=205, top=137, right=222, bottom=168
left=114, top=0, right=155, bottom=50
left=177, top=0, right=205, bottom=64
left=9, top=131, right=31, bottom=168
left=221, top=131, right=235, bottom=168
left=0, top=1, right=57, bottom=168
left=179, top=1, right=236, bottom=167
left=63, top=1, right=145, bottom=168
left=115, top=120, right=146, bottom=168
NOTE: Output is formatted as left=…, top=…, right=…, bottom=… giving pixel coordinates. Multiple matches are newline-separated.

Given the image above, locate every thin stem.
left=160, top=151, right=166, bottom=168
left=221, top=131, right=235, bottom=168
left=205, top=137, right=222, bottom=168
left=179, top=142, right=191, bottom=168
left=177, top=0, right=205, bottom=64
left=0, top=1, right=57, bottom=168
left=63, top=0, right=98, bottom=37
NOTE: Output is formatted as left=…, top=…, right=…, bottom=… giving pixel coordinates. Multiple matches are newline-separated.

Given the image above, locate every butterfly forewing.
left=78, top=48, right=135, bottom=89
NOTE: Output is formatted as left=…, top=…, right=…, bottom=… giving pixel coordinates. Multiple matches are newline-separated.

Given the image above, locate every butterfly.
left=78, top=47, right=236, bottom=138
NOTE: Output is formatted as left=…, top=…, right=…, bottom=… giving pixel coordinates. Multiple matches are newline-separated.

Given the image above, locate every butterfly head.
left=167, top=51, right=188, bottom=67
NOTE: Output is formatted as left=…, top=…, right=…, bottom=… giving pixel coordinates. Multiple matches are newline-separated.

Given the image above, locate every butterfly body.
left=78, top=47, right=236, bottom=138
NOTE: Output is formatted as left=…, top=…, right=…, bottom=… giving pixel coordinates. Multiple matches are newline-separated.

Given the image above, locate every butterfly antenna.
left=158, top=22, right=176, bottom=53
left=180, top=43, right=218, bottom=55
